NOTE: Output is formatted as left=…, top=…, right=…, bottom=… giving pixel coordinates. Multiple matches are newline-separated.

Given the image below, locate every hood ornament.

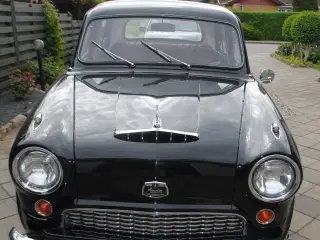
left=142, top=181, right=169, bottom=199
left=153, top=115, right=162, bottom=129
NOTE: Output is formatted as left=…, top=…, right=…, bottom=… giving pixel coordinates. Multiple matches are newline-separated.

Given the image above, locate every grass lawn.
left=271, top=53, right=320, bottom=71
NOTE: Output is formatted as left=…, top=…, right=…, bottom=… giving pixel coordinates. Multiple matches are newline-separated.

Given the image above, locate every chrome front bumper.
left=9, top=227, right=34, bottom=240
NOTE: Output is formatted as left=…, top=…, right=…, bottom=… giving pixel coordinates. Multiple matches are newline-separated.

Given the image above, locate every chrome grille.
left=63, top=208, right=246, bottom=239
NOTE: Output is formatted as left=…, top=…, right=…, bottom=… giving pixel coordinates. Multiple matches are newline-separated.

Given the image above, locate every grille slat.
left=63, top=209, right=246, bottom=239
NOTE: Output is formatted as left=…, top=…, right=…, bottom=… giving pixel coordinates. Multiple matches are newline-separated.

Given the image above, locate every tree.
left=293, top=0, right=318, bottom=12
left=291, top=12, right=320, bottom=62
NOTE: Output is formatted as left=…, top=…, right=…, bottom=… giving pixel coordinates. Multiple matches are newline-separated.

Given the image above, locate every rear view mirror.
left=260, top=69, right=275, bottom=84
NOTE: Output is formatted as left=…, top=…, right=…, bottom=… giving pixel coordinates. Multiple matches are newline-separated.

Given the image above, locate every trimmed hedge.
left=282, top=14, right=297, bottom=41
left=241, top=23, right=264, bottom=40
left=235, top=12, right=296, bottom=41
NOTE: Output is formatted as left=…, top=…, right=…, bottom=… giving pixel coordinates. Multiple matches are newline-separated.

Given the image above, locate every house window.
left=240, top=5, right=244, bottom=11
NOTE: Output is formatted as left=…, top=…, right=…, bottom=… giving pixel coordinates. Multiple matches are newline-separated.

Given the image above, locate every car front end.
left=8, top=1, right=302, bottom=239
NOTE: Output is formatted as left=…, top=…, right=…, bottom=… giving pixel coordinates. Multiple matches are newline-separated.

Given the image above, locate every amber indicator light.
left=34, top=199, right=53, bottom=217
left=256, top=209, right=275, bottom=225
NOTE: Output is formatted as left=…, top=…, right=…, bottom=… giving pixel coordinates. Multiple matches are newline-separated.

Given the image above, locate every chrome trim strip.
left=62, top=208, right=247, bottom=236
left=248, top=155, right=302, bottom=203
left=114, top=128, right=199, bottom=138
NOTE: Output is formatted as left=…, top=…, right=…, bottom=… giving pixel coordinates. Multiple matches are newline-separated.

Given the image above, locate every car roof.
left=84, top=0, right=240, bottom=27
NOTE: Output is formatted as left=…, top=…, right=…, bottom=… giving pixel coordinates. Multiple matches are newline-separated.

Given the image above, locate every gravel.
left=0, top=90, right=44, bottom=126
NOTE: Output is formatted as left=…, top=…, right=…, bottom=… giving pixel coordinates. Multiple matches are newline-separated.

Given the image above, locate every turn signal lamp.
left=34, top=199, right=52, bottom=217
left=256, top=209, right=275, bottom=225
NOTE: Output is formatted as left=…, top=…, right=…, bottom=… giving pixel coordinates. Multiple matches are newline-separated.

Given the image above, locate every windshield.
left=79, top=17, right=243, bottom=68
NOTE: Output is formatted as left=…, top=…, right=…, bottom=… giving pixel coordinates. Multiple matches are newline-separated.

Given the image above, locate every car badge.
left=153, top=115, right=162, bottom=129
left=142, top=181, right=169, bottom=198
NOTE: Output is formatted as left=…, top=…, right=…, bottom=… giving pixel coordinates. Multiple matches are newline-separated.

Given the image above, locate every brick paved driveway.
left=0, top=44, right=320, bottom=239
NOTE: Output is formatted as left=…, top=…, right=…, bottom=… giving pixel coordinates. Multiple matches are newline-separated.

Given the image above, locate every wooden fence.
left=0, top=0, right=82, bottom=90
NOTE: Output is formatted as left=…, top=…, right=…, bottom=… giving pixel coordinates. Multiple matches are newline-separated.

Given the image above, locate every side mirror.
left=259, top=69, right=275, bottom=84
left=139, top=26, right=146, bottom=32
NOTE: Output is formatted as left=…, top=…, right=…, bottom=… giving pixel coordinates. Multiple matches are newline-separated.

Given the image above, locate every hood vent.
left=114, top=129, right=199, bottom=143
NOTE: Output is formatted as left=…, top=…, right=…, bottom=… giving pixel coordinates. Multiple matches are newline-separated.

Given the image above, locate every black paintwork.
left=9, top=1, right=302, bottom=240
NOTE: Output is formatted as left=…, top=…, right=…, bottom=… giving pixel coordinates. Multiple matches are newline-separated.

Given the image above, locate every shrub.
left=282, top=15, right=297, bottom=41
left=293, top=0, right=318, bottom=11
left=43, top=0, right=65, bottom=65
left=241, top=23, right=263, bottom=40
left=235, top=12, right=296, bottom=41
left=23, top=57, right=66, bottom=85
left=309, top=46, right=320, bottom=63
left=291, top=12, right=320, bottom=61
left=9, top=69, right=36, bottom=100
left=275, top=42, right=293, bottom=56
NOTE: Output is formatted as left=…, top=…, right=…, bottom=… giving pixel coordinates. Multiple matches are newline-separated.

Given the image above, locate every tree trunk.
left=304, top=45, right=311, bottom=62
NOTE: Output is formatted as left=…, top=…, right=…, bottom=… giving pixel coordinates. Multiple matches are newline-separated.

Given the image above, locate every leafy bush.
left=23, top=57, right=66, bottom=85
left=241, top=23, right=263, bottom=40
left=43, top=0, right=65, bottom=65
left=292, top=12, right=320, bottom=45
left=235, top=12, right=296, bottom=41
left=282, top=15, right=297, bottom=41
left=293, top=0, right=318, bottom=11
left=9, top=69, right=36, bottom=100
left=275, top=42, right=293, bottom=56
left=291, top=12, right=320, bottom=61
left=309, top=46, right=320, bottom=63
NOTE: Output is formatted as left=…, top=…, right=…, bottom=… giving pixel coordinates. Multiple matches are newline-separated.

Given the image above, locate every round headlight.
left=12, top=147, right=63, bottom=194
left=248, top=155, right=301, bottom=203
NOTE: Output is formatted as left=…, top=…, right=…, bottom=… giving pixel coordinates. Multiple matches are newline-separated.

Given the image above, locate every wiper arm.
left=91, top=40, right=135, bottom=68
left=141, top=41, right=191, bottom=70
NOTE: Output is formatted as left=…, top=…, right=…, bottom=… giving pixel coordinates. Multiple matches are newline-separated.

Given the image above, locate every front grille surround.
left=62, top=208, right=247, bottom=239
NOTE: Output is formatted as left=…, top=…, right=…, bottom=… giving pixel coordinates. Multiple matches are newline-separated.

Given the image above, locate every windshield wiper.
left=91, top=40, right=135, bottom=68
left=141, top=41, right=191, bottom=70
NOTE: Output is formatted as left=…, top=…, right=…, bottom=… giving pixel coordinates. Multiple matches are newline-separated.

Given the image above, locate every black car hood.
left=74, top=74, right=245, bottom=204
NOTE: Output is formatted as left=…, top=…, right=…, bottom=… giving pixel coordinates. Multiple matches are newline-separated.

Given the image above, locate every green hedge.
left=241, top=23, right=264, bottom=40
left=235, top=12, right=297, bottom=41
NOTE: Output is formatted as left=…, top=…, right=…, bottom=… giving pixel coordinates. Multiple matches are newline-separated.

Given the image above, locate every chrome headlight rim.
left=12, top=146, right=63, bottom=195
left=248, top=155, right=301, bottom=203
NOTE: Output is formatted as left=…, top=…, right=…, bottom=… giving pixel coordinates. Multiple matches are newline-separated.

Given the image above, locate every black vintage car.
left=9, top=0, right=302, bottom=239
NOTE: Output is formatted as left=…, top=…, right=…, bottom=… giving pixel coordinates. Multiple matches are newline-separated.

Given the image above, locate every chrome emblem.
left=142, top=181, right=169, bottom=198
left=153, top=115, right=162, bottom=129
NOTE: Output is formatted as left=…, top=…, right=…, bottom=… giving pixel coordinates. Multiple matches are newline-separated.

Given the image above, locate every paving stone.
left=297, top=145, right=307, bottom=153
left=298, top=219, right=320, bottom=240
left=304, top=186, right=320, bottom=202
left=298, top=181, right=316, bottom=194
left=0, top=214, right=25, bottom=240
left=0, top=186, right=9, bottom=200
left=2, top=182, right=15, bottom=197
left=295, top=137, right=320, bottom=148
left=0, top=153, right=8, bottom=161
left=0, top=170, right=11, bottom=184
left=9, top=114, right=27, bottom=129
left=302, top=168, right=320, bottom=185
left=295, top=195, right=320, bottom=218
left=304, top=133, right=320, bottom=141
left=291, top=128, right=310, bottom=137
left=311, top=143, right=320, bottom=151
left=0, top=198, right=17, bottom=219
left=290, top=116, right=313, bottom=124
left=290, top=233, right=310, bottom=240
left=308, top=161, right=320, bottom=172
left=301, top=148, right=320, bottom=161
left=0, top=159, right=8, bottom=170
left=301, top=156, right=318, bottom=167
left=290, top=210, right=313, bottom=232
